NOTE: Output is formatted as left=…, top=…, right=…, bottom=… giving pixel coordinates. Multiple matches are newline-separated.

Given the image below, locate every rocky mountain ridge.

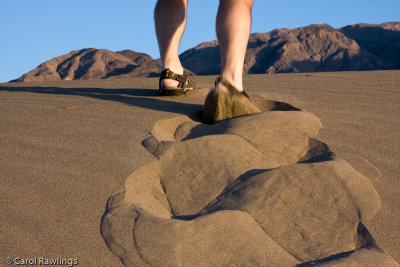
left=12, top=22, right=400, bottom=82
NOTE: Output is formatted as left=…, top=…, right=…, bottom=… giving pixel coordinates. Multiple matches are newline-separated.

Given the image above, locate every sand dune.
left=1, top=70, right=399, bottom=266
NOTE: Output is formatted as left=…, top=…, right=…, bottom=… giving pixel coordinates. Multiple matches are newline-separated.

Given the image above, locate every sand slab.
left=101, top=99, right=393, bottom=265
left=243, top=71, right=400, bottom=262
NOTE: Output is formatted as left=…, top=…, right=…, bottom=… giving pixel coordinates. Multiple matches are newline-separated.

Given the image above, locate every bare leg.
left=203, top=0, right=258, bottom=123
left=216, top=0, right=254, bottom=92
left=154, top=0, right=188, bottom=88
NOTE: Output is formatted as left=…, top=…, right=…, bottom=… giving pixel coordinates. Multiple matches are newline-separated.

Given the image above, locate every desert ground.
left=1, top=70, right=399, bottom=266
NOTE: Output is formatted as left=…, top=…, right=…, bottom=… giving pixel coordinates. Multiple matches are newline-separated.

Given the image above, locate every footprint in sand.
left=100, top=94, right=399, bottom=267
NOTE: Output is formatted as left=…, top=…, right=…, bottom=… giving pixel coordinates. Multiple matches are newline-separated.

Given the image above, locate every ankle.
left=162, top=64, right=184, bottom=75
left=218, top=75, right=243, bottom=92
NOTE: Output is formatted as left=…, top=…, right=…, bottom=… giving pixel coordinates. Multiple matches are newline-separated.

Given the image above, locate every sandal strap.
left=160, top=68, right=192, bottom=89
left=215, top=76, right=250, bottom=99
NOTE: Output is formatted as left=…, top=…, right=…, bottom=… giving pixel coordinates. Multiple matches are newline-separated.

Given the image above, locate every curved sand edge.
left=101, top=94, right=398, bottom=266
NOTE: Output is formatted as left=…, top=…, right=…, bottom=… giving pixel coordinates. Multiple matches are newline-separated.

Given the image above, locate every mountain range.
left=12, top=22, right=400, bottom=82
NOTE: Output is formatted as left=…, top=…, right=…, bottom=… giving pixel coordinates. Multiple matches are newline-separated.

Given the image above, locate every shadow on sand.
left=0, top=85, right=204, bottom=117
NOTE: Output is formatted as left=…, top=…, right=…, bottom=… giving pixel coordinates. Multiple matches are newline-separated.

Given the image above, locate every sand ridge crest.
left=101, top=94, right=398, bottom=266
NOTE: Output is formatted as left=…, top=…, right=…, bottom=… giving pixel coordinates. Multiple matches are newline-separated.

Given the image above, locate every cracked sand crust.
left=101, top=93, right=398, bottom=267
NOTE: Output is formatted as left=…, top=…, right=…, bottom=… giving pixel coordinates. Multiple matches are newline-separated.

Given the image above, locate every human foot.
left=159, top=69, right=197, bottom=96
left=203, top=76, right=261, bottom=123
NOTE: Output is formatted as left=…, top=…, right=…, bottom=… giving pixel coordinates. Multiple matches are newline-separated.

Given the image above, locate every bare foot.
left=160, top=79, right=180, bottom=88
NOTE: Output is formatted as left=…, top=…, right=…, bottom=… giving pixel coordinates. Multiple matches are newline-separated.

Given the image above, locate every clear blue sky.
left=0, top=0, right=399, bottom=83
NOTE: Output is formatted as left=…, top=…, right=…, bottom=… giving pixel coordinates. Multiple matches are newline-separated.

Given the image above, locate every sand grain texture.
left=1, top=71, right=399, bottom=266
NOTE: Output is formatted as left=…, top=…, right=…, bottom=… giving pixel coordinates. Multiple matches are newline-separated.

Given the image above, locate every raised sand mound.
left=101, top=94, right=399, bottom=266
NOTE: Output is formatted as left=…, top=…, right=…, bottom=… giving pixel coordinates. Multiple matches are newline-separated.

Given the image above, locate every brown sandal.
left=203, top=76, right=261, bottom=123
left=158, top=69, right=197, bottom=96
